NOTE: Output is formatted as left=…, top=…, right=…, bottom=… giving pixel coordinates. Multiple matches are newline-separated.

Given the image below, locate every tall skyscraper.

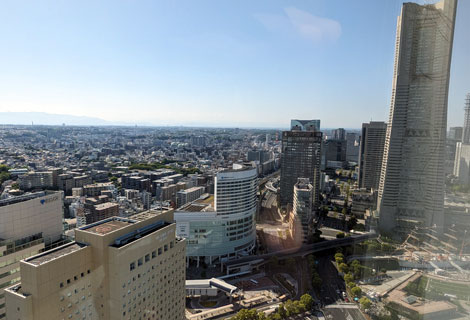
left=358, top=122, right=387, bottom=191
left=377, top=0, right=457, bottom=236
left=5, top=211, right=186, bottom=320
left=462, top=93, right=470, bottom=143
left=280, top=126, right=322, bottom=207
left=332, top=128, right=346, bottom=141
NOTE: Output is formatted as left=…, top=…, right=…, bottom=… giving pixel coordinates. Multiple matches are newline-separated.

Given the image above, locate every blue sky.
left=0, top=0, right=468, bottom=128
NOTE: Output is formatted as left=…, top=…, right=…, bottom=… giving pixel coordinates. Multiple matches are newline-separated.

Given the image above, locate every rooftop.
left=111, top=220, right=171, bottom=248
left=178, top=196, right=214, bottom=212
left=0, top=191, right=50, bottom=207
left=80, top=217, right=136, bottom=235
left=25, top=242, right=86, bottom=266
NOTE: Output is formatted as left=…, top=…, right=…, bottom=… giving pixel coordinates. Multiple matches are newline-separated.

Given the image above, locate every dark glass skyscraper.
left=280, top=129, right=322, bottom=208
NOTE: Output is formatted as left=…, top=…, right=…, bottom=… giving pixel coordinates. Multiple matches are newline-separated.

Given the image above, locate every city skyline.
left=0, top=0, right=469, bottom=128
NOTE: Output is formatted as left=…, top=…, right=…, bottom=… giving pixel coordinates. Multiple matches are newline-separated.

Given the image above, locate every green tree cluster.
left=0, top=165, right=11, bottom=186
left=308, top=255, right=322, bottom=290
left=359, top=297, right=372, bottom=310
left=336, top=232, right=345, bottom=239
left=232, top=294, right=314, bottom=320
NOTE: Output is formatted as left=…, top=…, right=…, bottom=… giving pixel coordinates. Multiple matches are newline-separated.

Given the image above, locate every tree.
left=347, top=215, right=358, bottom=230
left=300, top=294, right=314, bottom=310
left=359, top=297, right=372, bottom=310
left=338, top=263, right=349, bottom=274
left=335, top=252, right=344, bottom=260
left=351, top=260, right=361, bottom=278
left=312, top=273, right=322, bottom=289
left=344, top=273, right=354, bottom=283
left=10, top=183, right=19, bottom=190
left=232, top=309, right=260, bottom=320
left=336, top=232, right=345, bottom=239
left=277, top=304, right=287, bottom=318
left=351, top=286, right=362, bottom=298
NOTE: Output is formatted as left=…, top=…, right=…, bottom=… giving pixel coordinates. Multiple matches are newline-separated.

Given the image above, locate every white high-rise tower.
left=377, top=0, right=457, bottom=236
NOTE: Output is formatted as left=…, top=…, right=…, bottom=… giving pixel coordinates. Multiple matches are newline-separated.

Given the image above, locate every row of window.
left=59, top=269, right=91, bottom=289
left=129, top=242, right=174, bottom=272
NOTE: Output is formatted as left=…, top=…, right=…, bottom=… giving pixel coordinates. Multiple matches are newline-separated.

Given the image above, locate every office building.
left=462, top=94, right=470, bottom=143
left=0, top=191, right=63, bottom=318
left=358, top=122, right=387, bottom=191
left=247, top=150, right=272, bottom=163
left=447, top=126, right=464, bottom=175
left=453, top=142, right=470, bottom=185
left=346, top=132, right=360, bottom=163
left=332, top=128, right=346, bottom=141
left=449, top=126, right=463, bottom=141
left=76, top=199, right=119, bottom=227
left=351, top=189, right=378, bottom=219
left=176, top=186, right=205, bottom=208
left=290, top=178, right=314, bottom=243
left=174, top=164, right=257, bottom=265
left=323, top=139, right=347, bottom=168
left=290, top=119, right=320, bottom=132
left=377, top=0, right=457, bottom=236
left=5, top=211, right=186, bottom=320
left=18, top=171, right=53, bottom=190
left=280, top=125, right=322, bottom=207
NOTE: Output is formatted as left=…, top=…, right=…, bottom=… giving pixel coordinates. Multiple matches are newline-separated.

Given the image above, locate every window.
left=130, top=262, right=136, bottom=271
left=152, top=251, right=156, bottom=259
left=138, top=258, right=143, bottom=266
left=145, top=254, right=150, bottom=262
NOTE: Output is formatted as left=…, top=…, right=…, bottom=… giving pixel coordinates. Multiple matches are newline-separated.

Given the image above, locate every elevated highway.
left=223, top=232, right=377, bottom=274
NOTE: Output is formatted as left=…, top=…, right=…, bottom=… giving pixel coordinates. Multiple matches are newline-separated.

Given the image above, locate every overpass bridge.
left=223, top=232, right=377, bottom=274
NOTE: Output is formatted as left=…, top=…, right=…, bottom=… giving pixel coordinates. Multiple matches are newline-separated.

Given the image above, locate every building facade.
left=358, top=122, right=387, bottom=191
left=292, top=178, right=314, bottom=243
left=0, top=191, right=63, bottom=319
left=5, top=211, right=186, bottom=320
left=377, top=0, right=457, bottom=236
left=174, top=164, right=258, bottom=265
left=176, top=186, right=205, bottom=208
left=453, top=142, right=470, bottom=185
left=280, top=130, right=322, bottom=207
left=290, top=119, right=320, bottom=132
left=462, top=93, right=470, bottom=144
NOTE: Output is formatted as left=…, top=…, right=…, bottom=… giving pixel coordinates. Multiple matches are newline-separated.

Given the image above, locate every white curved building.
left=175, top=164, right=258, bottom=265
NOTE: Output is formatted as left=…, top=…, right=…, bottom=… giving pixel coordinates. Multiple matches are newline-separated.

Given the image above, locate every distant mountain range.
left=0, top=112, right=122, bottom=126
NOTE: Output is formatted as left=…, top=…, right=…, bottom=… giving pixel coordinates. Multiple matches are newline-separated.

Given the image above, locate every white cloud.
left=255, top=7, right=341, bottom=44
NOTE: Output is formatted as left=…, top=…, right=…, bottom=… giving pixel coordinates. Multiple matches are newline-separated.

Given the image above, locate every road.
left=317, top=255, right=346, bottom=306
left=322, top=305, right=366, bottom=320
